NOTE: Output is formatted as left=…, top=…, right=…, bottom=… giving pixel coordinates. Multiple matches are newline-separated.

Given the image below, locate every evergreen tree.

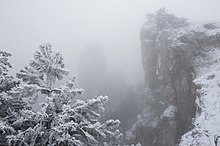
left=7, top=43, right=123, bottom=146
left=0, top=51, right=25, bottom=145
left=146, top=7, right=188, bottom=30
left=0, top=51, right=19, bottom=93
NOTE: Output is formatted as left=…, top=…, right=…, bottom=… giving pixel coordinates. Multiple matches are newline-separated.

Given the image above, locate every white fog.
left=0, top=0, right=220, bottom=146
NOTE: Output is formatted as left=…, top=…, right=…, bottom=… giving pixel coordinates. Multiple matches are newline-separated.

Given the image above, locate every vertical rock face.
left=135, top=9, right=220, bottom=146
left=140, top=25, right=197, bottom=146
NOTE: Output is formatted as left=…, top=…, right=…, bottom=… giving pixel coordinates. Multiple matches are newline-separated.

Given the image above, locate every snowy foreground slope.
left=180, top=47, right=220, bottom=145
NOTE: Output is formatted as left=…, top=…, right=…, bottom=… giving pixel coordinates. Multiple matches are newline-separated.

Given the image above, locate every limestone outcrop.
left=131, top=9, right=220, bottom=146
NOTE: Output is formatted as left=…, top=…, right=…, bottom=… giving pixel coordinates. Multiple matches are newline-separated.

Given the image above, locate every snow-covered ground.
left=180, top=47, right=220, bottom=146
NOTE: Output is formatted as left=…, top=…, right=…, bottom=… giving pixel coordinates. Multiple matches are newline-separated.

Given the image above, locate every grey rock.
left=135, top=22, right=220, bottom=146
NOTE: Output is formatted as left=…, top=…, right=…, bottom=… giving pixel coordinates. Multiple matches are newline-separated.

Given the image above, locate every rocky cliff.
left=129, top=9, right=220, bottom=146
left=179, top=27, right=220, bottom=146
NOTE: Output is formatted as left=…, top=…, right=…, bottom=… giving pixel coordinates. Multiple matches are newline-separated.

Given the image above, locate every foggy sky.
left=1, top=0, right=220, bottom=85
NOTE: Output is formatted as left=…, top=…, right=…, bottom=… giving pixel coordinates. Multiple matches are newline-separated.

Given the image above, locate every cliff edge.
left=129, top=8, right=220, bottom=146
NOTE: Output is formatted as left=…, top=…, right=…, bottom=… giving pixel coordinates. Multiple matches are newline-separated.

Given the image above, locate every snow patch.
left=161, top=105, right=177, bottom=119
left=180, top=47, right=220, bottom=146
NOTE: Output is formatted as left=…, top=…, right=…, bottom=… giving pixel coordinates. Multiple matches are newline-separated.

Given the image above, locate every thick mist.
left=0, top=1, right=220, bottom=146
left=1, top=0, right=220, bottom=87
left=1, top=0, right=220, bottom=127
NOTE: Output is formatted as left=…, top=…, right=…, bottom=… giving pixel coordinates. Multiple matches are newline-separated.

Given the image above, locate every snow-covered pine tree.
left=7, top=43, right=123, bottom=146
left=8, top=43, right=82, bottom=104
left=0, top=51, right=26, bottom=145
left=146, top=7, right=188, bottom=30
left=0, top=51, right=19, bottom=93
